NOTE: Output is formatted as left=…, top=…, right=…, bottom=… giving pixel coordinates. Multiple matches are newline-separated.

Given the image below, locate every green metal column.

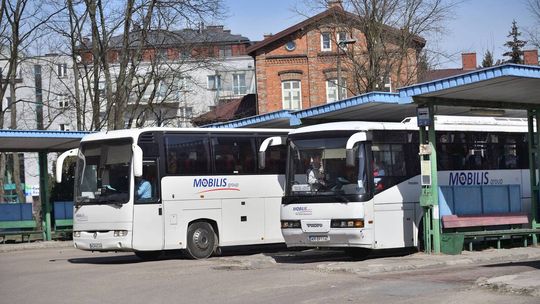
left=528, top=109, right=539, bottom=246
left=427, top=104, right=441, bottom=253
left=39, top=152, right=51, bottom=241
left=419, top=126, right=432, bottom=253
left=418, top=103, right=441, bottom=254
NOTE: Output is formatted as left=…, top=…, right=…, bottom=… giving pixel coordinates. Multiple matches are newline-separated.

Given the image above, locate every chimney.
left=462, top=53, right=477, bottom=70
left=523, top=49, right=539, bottom=65
left=327, top=0, right=343, bottom=9
left=263, top=33, right=273, bottom=39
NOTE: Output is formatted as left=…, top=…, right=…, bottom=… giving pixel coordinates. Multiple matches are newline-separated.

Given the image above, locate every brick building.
left=247, top=1, right=425, bottom=114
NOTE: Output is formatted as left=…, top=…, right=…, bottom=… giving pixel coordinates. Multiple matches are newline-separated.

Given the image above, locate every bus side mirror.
left=346, top=132, right=367, bottom=167
left=56, top=148, right=79, bottom=183
left=133, top=144, right=143, bottom=177
left=258, top=136, right=286, bottom=169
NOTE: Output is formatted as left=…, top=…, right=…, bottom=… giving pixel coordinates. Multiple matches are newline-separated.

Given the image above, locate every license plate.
left=89, top=243, right=102, bottom=249
left=308, top=235, right=329, bottom=242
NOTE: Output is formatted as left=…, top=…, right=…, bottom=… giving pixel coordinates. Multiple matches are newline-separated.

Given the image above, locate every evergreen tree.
left=503, top=20, right=527, bottom=63
left=482, top=50, right=494, bottom=67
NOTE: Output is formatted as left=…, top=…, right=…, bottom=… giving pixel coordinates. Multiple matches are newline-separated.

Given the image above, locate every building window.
left=5, top=97, right=12, bottom=111
left=219, top=46, right=232, bottom=57
left=326, top=79, right=347, bottom=103
left=57, top=63, right=67, bottom=78
left=98, top=81, right=106, bottom=97
left=337, top=31, right=348, bottom=50
left=179, top=106, right=193, bottom=120
left=157, top=81, right=169, bottom=99
left=59, top=124, right=70, bottom=131
left=157, top=49, right=168, bottom=61
left=178, top=77, right=191, bottom=92
left=233, top=73, right=246, bottom=95
left=207, top=75, right=221, bottom=90
left=321, top=32, right=331, bottom=51
left=58, top=94, right=69, bottom=109
left=282, top=80, right=301, bottom=110
left=376, top=76, right=392, bottom=92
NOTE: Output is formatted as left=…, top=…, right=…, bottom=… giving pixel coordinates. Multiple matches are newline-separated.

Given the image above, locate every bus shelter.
left=210, top=63, right=540, bottom=254
left=0, top=130, right=88, bottom=241
left=398, top=64, right=540, bottom=253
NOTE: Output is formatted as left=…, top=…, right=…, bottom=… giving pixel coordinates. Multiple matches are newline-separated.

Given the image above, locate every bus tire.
left=186, top=222, right=217, bottom=259
left=135, top=250, right=162, bottom=261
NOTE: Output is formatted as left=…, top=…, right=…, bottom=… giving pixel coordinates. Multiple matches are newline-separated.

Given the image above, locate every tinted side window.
left=259, top=141, right=287, bottom=174
left=212, top=136, right=256, bottom=174
left=165, top=135, right=210, bottom=175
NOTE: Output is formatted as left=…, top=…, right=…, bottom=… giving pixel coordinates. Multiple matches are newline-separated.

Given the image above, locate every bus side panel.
left=162, top=199, right=221, bottom=250
left=373, top=203, right=415, bottom=249
left=264, top=197, right=285, bottom=244
left=221, top=198, right=265, bottom=246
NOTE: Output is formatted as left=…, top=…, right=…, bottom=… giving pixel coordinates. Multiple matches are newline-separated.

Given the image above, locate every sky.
left=223, top=0, right=537, bottom=68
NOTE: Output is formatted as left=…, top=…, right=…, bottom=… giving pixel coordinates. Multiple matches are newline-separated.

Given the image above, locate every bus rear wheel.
left=186, top=222, right=217, bottom=259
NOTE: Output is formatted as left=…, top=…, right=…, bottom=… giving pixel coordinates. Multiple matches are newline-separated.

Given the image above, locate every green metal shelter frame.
left=399, top=64, right=540, bottom=253
left=0, top=130, right=88, bottom=241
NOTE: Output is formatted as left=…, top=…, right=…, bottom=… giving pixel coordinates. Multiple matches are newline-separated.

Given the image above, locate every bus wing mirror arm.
left=258, top=136, right=286, bottom=169
left=133, top=144, right=143, bottom=177
left=346, top=132, right=367, bottom=167
left=56, top=148, right=79, bottom=183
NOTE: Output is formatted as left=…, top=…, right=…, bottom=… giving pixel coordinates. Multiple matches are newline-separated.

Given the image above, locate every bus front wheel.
left=186, top=222, right=217, bottom=259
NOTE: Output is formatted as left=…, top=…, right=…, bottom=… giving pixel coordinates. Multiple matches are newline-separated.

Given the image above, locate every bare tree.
left=527, top=0, right=540, bottom=48
left=45, top=0, right=225, bottom=131
left=0, top=0, right=61, bottom=203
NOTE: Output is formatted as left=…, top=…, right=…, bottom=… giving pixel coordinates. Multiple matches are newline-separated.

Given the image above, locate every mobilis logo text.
left=449, top=172, right=489, bottom=186
left=193, top=177, right=228, bottom=188
left=193, top=177, right=240, bottom=193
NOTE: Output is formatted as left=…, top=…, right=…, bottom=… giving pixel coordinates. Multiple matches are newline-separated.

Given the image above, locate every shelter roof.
left=0, top=130, right=91, bottom=152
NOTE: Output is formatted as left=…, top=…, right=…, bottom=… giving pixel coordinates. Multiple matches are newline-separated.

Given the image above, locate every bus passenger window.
left=136, top=160, right=158, bottom=203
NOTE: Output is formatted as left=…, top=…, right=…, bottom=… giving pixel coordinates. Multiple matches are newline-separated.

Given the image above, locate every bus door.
left=132, top=159, right=164, bottom=250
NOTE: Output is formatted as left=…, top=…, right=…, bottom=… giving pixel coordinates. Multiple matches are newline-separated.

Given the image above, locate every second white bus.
left=273, top=116, right=530, bottom=253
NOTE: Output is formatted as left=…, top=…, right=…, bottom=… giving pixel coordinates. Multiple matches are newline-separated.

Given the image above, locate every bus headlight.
left=281, top=220, right=301, bottom=229
left=73, top=231, right=81, bottom=238
left=113, top=230, right=128, bottom=237
left=331, top=219, right=364, bottom=228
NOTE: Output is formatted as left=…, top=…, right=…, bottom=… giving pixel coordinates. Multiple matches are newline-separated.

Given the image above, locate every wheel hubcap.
left=193, top=229, right=210, bottom=250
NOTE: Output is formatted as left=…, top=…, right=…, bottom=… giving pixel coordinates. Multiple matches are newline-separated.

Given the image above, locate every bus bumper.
left=281, top=228, right=373, bottom=248
left=73, top=231, right=133, bottom=252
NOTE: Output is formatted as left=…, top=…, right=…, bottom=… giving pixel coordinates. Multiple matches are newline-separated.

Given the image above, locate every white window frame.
left=178, top=76, right=191, bottom=92
left=58, top=94, right=69, bottom=109
left=59, top=123, right=70, bottom=131
left=326, top=79, right=347, bottom=103
left=281, top=80, right=302, bottom=110
left=57, top=63, right=67, bottom=78
left=207, top=75, right=221, bottom=90
left=337, top=31, right=348, bottom=50
left=232, top=73, right=246, bottom=95
left=321, top=32, right=332, bottom=51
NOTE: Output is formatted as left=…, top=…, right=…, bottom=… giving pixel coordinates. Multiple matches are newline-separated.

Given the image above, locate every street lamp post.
left=337, top=39, right=356, bottom=101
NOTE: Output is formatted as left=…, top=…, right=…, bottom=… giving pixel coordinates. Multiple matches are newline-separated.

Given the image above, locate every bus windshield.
left=286, top=136, right=368, bottom=200
left=75, top=139, right=132, bottom=205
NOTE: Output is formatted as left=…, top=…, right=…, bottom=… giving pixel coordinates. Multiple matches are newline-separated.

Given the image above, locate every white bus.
left=56, top=128, right=288, bottom=259
left=273, top=116, right=530, bottom=254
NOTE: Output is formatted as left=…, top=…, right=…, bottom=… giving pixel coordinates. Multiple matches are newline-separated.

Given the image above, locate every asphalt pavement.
left=2, top=241, right=539, bottom=297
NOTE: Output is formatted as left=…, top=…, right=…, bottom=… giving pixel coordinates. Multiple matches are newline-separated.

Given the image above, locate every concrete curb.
left=317, top=247, right=540, bottom=275
left=0, top=241, right=73, bottom=253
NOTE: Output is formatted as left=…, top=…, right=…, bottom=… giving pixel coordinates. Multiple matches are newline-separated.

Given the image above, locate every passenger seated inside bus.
left=136, top=164, right=156, bottom=201
left=307, top=153, right=326, bottom=191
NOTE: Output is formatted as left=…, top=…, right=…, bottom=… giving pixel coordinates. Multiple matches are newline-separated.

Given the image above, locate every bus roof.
left=81, top=127, right=291, bottom=143
left=289, top=116, right=529, bottom=135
